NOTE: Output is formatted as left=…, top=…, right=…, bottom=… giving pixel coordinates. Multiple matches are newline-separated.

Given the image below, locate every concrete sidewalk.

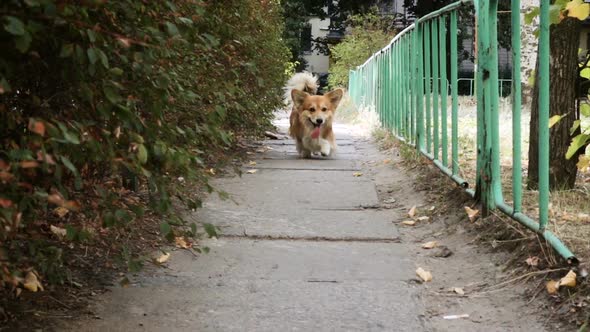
left=64, top=116, right=547, bottom=331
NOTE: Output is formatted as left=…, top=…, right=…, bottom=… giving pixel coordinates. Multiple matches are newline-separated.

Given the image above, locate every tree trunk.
left=528, top=17, right=582, bottom=190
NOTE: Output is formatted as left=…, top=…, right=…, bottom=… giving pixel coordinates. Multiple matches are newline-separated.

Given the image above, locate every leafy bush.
left=328, top=10, right=396, bottom=90
left=0, top=0, right=289, bottom=287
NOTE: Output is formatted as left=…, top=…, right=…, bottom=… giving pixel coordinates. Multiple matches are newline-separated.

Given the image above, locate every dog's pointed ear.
left=291, top=89, right=308, bottom=109
left=325, top=88, right=344, bottom=109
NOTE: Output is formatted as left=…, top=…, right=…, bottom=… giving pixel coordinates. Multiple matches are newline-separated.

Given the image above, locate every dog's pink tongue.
left=311, top=127, right=321, bottom=139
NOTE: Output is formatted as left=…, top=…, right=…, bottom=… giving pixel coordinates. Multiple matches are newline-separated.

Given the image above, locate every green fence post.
left=424, top=21, right=432, bottom=153
left=474, top=0, right=496, bottom=213
left=416, top=22, right=425, bottom=151
left=450, top=11, right=459, bottom=176
left=439, top=15, right=449, bottom=167
left=431, top=19, right=440, bottom=160
left=538, top=0, right=550, bottom=231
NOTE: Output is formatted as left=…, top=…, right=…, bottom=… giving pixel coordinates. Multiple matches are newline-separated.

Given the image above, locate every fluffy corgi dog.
left=285, top=73, right=343, bottom=158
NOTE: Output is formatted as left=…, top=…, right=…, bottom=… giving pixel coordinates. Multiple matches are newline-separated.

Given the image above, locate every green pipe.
left=496, top=202, right=577, bottom=265
left=432, top=19, right=440, bottom=160
left=539, top=0, right=550, bottom=231
left=450, top=11, right=459, bottom=176
left=439, top=15, right=449, bottom=167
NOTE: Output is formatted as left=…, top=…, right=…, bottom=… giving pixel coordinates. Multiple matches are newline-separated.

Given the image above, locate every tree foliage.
left=0, top=0, right=289, bottom=286
left=328, top=10, right=396, bottom=90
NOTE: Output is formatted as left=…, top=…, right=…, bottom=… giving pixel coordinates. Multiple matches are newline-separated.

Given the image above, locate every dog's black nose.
left=316, top=118, right=323, bottom=124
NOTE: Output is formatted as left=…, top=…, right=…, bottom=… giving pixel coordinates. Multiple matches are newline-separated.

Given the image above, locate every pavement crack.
left=219, top=234, right=400, bottom=243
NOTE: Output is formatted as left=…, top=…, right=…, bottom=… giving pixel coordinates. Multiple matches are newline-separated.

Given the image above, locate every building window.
left=301, top=24, right=312, bottom=54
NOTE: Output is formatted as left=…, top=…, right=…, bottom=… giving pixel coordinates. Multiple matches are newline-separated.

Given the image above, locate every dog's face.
left=291, top=89, right=343, bottom=129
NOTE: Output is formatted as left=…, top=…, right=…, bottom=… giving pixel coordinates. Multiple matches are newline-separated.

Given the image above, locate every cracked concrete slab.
left=66, top=240, right=425, bottom=332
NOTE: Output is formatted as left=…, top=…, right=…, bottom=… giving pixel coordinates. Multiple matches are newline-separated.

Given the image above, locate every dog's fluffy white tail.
left=283, top=72, right=318, bottom=107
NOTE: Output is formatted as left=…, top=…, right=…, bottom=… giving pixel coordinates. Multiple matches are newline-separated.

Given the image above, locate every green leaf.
left=87, top=29, right=96, bottom=43
left=109, top=67, right=124, bottom=76
left=87, top=48, right=98, bottom=64
left=4, top=16, right=25, bottom=35
left=581, top=103, right=590, bottom=117
left=571, top=119, right=581, bottom=135
left=581, top=68, right=590, bottom=79
left=103, top=86, right=122, bottom=104
left=160, top=222, right=172, bottom=236
left=524, top=7, right=540, bottom=25
left=190, top=223, right=197, bottom=237
left=549, top=5, right=562, bottom=25
left=97, top=49, right=109, bottom=69
left=15, top=31, right=32, bottom=53
left=549, top=114, right=565, bottom=128
left=137, top=144, right=148, bottom=164
left=566, top=134, right=590, bottom=159
left=165, top=22, right=179, bottom=36
left=203, top=223, right=218, bottom=238
left=60, top=156, right=79, bottom=176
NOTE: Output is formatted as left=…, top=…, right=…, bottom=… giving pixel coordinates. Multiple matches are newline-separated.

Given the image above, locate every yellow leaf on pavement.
left=408, top=206, right=417, bottom=217
left=416, top=267, right=433, bottom=282
left=401, top=220, right=416, bottom=226
left=421, top=241, right=438, bottom=249
left=246, top=169, right=257, bottom=174
left=453, top=287, right=465, bottom=295
left=155, top=252, right=170, bottom=264
left=352, top=172, right=363, bottom=177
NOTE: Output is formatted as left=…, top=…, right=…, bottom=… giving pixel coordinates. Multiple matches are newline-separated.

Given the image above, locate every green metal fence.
left=348, top=0, right=578, bottom=264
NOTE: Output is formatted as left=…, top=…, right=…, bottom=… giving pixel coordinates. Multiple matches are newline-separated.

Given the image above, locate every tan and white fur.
left=285, top=72, right=343, bottom=158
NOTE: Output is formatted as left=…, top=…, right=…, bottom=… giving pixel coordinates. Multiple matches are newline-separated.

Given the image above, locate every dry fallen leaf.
left=421, top=241, right=438, bottom=249
left=54, top=207, right=69, bottom=218
left=248, top=161, right=257, bottom=166
left=546, top=280, right=559, bottom=294
left=175, top=237, right=192, bottom=249
left=401, top=220, right=416, bottom=226
left=559, top=270, right=577, bottom=288
left=352, top=172, right=363, bottom=177
left=464, top=206, right=479, bottom=222
left=155, top=252, right=170, bottom=264
left=417, top=216, right=430, bottom=222
left=383, top=159, right=391, bottom=164
left=525, top=256, right=539, bottom=267
left=408, top=206, right=417, bottom=217
left=428, top=206, right=436, bottom=212
left=23, top=271, right=43, bottom=292
left=246, top=169, right=257, bottom=174
left=50, top=225, right=67, bottom=239
left=453, top=287, right=465, bottom=295
left=416, top=267, right=433, bottom=282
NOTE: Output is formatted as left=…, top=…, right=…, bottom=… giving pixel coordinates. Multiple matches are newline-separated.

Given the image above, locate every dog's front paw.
left=319, top=141, right=331, bottom=157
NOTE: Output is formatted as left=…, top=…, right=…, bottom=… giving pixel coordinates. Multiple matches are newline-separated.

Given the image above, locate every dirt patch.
left=366, top=134, right=585, bottom=331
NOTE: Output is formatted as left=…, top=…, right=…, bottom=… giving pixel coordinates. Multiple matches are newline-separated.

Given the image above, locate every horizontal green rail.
left=348, top=0, right=577, bottom=264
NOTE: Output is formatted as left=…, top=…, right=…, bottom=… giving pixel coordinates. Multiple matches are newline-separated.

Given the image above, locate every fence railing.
left=348, top=0, right=577, bottom=264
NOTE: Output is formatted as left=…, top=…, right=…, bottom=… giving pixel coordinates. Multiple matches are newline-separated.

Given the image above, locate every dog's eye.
left=321, top=107, right=327, bottom=112
left=309, top=107, right=315, bottom=113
